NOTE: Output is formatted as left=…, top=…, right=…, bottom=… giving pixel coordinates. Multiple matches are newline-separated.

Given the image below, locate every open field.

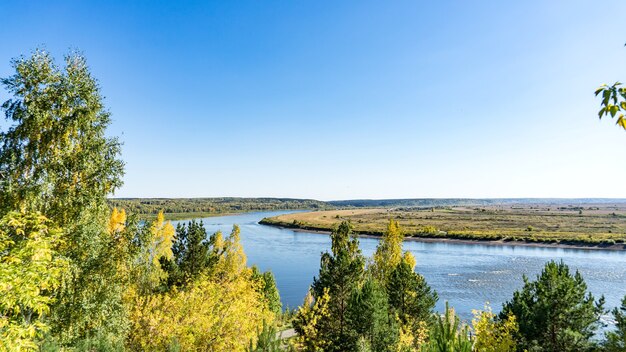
left=260, top=204, right=626, bottom=248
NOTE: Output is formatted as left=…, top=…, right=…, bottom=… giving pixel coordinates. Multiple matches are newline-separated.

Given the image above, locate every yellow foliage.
left=292, top=288, right=331, bottom=351
left=127, top=220, right=276, bottom=351
left=372, top=219, right=404, bottom=282
left=472, top=303, right=518, bottom=352
left=402, top=251, right=416, bottom=271
left=149, top=211, right=175, bottom=264
left=213, top=225, right=248, bottom=278
left=213, top=230, right=224, bottom=251
left=398, top=322, right=415, bottom=351
left=0, top=212, right=70, bottom=351
left=398, top=319, right=428, bottom=351
left=127, top=272, right=273, bottom=351
left=108, top=207, right=126, bottom=234
left=134, top=210, right=175, bottom=293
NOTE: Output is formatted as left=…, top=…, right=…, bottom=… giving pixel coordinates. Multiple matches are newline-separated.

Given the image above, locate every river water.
left=174, top=210, right=626, bottom=323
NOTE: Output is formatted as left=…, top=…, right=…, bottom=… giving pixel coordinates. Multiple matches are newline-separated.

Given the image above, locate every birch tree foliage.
left=0, top=49, right=124, bottom=226
left=371, top=219, right=404, bottom=283
left=292, top=288, right=332, bottom=352
left=0, top=211, right=69, bottom=351
left=596, top=82, right=626, bottom=130
left=127, top=272, right=273, bottom=352
left=134, top=211, right=175, bottom=295
left=0, top=50, right=128, bottom=345
left=472, top=304, right=518, bottom=352
left=213, top=225, right=248, bottom=278
left=127, top=223, right=274, bottom=352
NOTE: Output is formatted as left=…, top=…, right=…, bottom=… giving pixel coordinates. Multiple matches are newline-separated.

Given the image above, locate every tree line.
left=2, top=50, right=626, bottom=351
left=108, top=198, right=328, bottom=218
left=109, top=198, right=626, bottom=219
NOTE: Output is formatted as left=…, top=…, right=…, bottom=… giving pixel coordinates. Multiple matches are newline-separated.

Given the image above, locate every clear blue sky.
left=1, top=1, right=626, bottom=200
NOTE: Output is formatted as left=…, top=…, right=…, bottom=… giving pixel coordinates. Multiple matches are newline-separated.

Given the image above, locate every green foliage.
left=311, top=221, right=366, bottom=351
left=595, top=82, right=626, bottom=130
left=604, top=295, right=626, bottom=352
left=346, top=278, right=399, bottom=352
left=295, top=220, right=438, bottom=352
left=421, top=302, right=473, bottom=352
left=127, top=224, right=277, bottom=351
left=39, top=332, right=126, bottom=352
left=387, top=258, right=438, bottom=328
left=0, top=49, right=130, bottom=347
left=176, top=220, right=210, bottom=279
left=0, top=212, right=70, bottom=351
left=0, top=49, right=286, bottom=351
left=247, top=320, right=282, bottom=352
left=0, top=49, right=124, bottom=226
left=386, top=256, right=437, bottom=351
left=109, top=198, right=329, bottom=219
left=162, top=220, right=211, bottom=289
left=500, top=260, right=605, bottom=352
left=72, top=332, right=126, bottom=352
left=47, top=210, right=142, bottom=346
left=252, top=267, right=283, bottom=315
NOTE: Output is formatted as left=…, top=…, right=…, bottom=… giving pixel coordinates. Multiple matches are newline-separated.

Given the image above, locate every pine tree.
left=162, top=220, right=212, bottom=289
left=604, top=295, right=626, bottom=352
left=346, top=278, right=399, bottom=352
left=500, top=260, right=605, bottom=352
left=311, top=221, right=366, bottom=351
left=179, top=220, right=211, bottom=277
left=247, top=320, right=282, bottom=352
left=422, top=302, right=473, bottom=352
left=387, top=256, right=438, bottom=328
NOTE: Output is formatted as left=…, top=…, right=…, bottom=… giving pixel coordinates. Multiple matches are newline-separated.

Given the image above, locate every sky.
left=1, top=1, right=626, bottom=200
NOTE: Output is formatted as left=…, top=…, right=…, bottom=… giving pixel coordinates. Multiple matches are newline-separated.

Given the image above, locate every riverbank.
left=259, top=207, right=626, bottom=251
left=192, top=210, right=626, bottom=326
left=260, top=220, right=626, bottom=251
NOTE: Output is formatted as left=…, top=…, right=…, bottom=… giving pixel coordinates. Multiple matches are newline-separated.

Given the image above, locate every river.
left=174, top=210, right=626, bottom=323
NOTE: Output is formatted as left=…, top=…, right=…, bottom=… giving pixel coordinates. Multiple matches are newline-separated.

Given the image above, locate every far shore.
left=260, top=221, right=626, bottom=252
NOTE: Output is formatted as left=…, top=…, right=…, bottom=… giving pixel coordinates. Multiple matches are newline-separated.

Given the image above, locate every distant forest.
left=108, top=197, right=626, bottom=219
left=107, top=197, right=330, bottom=218
left=326, top=198, right=626, bottom=207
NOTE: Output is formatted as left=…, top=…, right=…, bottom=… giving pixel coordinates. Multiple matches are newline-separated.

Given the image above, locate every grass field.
left=259, top=204, right=626, bottom=247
